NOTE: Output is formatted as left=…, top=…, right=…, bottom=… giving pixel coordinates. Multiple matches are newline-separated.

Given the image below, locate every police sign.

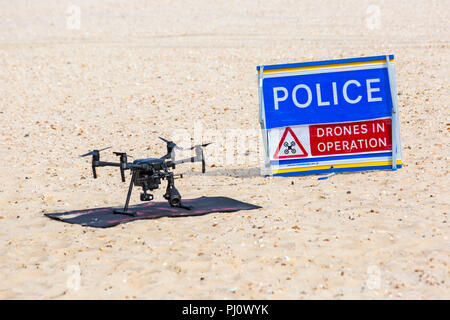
left=258, top=55, right=401, bottom=176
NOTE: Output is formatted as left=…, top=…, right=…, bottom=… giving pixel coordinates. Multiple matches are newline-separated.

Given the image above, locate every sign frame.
left=258, top=55, right=402, bottom=177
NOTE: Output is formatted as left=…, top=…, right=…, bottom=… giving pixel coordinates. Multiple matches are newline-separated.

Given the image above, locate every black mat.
left=45, top=196, right=261, bottom=228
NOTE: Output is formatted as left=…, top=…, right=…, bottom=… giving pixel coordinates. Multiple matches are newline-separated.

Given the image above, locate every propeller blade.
left=186, top=142, right=213, bottom=150
left=80, top=146, right=111, bottom=157
left=80, top=151, right=94, bottom=157
left=113, top=152, right=133, bottom=158
left=158, top=136, right=170, bottom=143
left=158, top=136, right=182, bottom=150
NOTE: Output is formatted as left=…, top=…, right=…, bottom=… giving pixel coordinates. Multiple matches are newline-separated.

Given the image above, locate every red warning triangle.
left=273, top=127, right=308, bottom=159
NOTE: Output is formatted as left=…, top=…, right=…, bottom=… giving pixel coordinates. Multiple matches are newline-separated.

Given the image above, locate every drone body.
left=81, top=137, right=211, bottom=216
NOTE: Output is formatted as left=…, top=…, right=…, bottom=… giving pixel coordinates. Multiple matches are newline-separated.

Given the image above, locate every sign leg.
left=386, top=55, right=398, bottom=170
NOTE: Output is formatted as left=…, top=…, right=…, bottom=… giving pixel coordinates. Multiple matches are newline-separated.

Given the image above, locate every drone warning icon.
left=272, top=127, right=308, bottom=159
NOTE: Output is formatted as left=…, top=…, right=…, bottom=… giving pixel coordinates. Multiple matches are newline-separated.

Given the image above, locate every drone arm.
left=92, top=161, right=148, bottom=170
left=169, top=152, right=206, bottom=173
left=171, top=157, right=197, bottom=165
left=91, top=160, right=131, bottom=182
left=93, top=160, right=122, bottom=167
left=83, top=149, right=144, bottom=181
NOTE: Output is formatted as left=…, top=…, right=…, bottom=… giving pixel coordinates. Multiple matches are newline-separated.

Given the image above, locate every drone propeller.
left=80, top=146, right=111, bottom=158
left=184, top=142, right=213, bottom=150
left=80, top=147, right=111, bottom=179
left=158, top=136, right=169, bottom=143
left=158, top=136, right=182, bottom=150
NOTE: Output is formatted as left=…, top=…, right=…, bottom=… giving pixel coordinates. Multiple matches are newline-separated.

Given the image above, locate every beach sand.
left=0, top=0, right=448, bottom=299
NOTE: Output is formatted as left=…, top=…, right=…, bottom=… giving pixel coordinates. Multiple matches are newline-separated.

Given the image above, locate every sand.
left=0, top=0, right=449, bottom=299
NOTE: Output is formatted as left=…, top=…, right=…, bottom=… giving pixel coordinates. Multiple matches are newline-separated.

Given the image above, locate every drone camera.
left=169, top=194, right=181, bottom=207
left=140, top=193, right=154, bottom=201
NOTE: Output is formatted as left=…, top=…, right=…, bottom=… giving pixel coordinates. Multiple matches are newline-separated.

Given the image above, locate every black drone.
left=81, top=137, right=211, bottom=216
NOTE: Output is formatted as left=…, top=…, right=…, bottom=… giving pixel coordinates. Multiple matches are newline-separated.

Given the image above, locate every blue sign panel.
left=257, top=55, right=402, bottom=177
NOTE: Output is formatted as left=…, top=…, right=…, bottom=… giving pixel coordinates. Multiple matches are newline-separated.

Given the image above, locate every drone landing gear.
left=113, top=171, right=138, bottom=216
left=113, top=171, right=192, bottom=216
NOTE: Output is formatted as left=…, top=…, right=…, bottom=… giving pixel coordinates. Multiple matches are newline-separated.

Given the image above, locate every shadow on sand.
left=183, top=167, right=263, bottom=178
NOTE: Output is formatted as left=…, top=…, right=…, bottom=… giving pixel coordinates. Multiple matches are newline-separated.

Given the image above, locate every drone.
left=80, top=137, right=212, bottom=216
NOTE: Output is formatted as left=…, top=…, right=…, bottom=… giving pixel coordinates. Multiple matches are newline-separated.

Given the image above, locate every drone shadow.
left=184, top=167, right=263, bottom=178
